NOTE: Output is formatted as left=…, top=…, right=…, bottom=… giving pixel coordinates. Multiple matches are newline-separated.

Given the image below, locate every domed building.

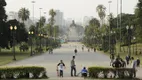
left=67, top=20, right=84, bottom=42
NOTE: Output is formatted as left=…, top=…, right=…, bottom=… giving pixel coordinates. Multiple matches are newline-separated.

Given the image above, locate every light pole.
left=39, top=8, right=42, bottom=50
left=28, top=31, right=34, bottom=56
left=108, top=1, right=112, bottom=54
left=133, top=37, right=136, bottom=55
left=110, top=31, right=116, bottom=54
left=38, top=33, right=43, bottom=53
left=120, top=0, right=122, bottom=52
left=126, top=25, right=133, bottom=57
left=10, top=26, right=17, bottom=60
left=31, top=1, right=35, bottom=24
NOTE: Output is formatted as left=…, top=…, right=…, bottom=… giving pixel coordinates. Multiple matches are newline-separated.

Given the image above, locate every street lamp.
left=10, top=25, right=17, bottom=60
left=38, top=33, right=43, bottom=53
left=126, top=25, right=133, bottom=57
left=29, top=31, right=34, bottom=56
left=108, top=1, right=112, bottom=55
left=31, top=1, right=35, bottom=24
left=110, top=31, right=116, bottom=54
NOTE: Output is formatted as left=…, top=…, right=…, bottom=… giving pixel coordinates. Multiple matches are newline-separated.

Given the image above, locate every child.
left=57, top=60, right=66, bottom=77
left=77, top=67, right=88, bottom=78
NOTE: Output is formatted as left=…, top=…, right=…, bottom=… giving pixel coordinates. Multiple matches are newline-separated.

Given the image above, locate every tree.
left=0, top=0, right=8, bottom=50
left=18, top=8, right=30, bottom=23
left=53, top=25, right=59, bottom=38
left=7, top=19, right=28, bottom=46
left=49, top=9, right=56, bottom=25
left=96, top=4, right=106, bottom=26
left=39, top=16, right=46, bottom=27
left=135, top=0, right=142, bottom=42
left=48, top=9, right=56, bottom=37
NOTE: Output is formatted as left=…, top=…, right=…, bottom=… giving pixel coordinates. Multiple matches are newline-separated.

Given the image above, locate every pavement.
left=1, top=42, right=142, bottom=80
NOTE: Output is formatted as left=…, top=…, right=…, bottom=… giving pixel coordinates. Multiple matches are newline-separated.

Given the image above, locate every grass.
left=101, top=43, right=142, bottom=65
left=0, top=48, right=31, bottom=66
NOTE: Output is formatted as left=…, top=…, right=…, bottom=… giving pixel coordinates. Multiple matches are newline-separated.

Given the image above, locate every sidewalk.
left=136, top=67, right=142, bottom=79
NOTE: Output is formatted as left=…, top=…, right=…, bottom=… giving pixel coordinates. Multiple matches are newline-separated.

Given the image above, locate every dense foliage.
left=0, top=66, right=48, bottom=79
left=88, top=66, right=135, bottom=79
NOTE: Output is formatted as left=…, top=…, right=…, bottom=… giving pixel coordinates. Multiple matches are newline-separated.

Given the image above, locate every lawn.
left=0, top=47, right=31, bottom=66
left=102, top=43, right=142, bottom=65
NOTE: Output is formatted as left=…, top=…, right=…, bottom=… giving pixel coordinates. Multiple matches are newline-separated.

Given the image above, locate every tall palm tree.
left=48, top=9, right=56, bottom=37
left=96, top=4, right=106, bottom=27
left=18, top=8, right=30, bottom=23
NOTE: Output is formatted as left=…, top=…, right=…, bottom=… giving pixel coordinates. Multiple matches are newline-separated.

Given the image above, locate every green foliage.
left=7, top=19, right=28, bottom=46
left=0, top=66, right=48, bottom=79
left=19, top=42, right=29, bottom=52
left=96, top=4, right=106, bottom=26
left=18, top=8, right=30, bottom=23
left=88, top=66, right=135, bottom=79
left=0, top=0, right=7, bottom=21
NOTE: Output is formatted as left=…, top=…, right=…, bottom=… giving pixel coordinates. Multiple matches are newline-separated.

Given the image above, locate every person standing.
left=71, top=56, right=76, bottom=77
left=57, top=60, right=66, bottom=77
left=131, top=57, right=137, bottom=77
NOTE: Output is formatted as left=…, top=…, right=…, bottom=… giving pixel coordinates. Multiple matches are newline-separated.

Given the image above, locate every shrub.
left=0, top=66, right=48, bottom=79
left=19, top=42, right=29, bottom=52
left=88, top=66, right=135, bottom=79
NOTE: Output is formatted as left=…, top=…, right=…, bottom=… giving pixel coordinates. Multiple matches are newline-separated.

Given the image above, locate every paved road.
left=2, top=42, right=111, bottom=78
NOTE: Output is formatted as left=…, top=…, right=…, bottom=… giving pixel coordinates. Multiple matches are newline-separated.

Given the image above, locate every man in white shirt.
left=57, top=60, right=66, bottom=77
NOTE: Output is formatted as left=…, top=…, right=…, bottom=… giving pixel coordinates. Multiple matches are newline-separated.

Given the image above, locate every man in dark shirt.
left=112, top=58, right=122, bottom=68
left=112, top=58, right=122, bottom=78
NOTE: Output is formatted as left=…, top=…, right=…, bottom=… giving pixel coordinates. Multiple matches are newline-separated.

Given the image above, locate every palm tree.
left=18, top=8, right=30, bottom=23
left=48, top=9, right=56, bottom=37
left=96, top=4, right=106, bottom=27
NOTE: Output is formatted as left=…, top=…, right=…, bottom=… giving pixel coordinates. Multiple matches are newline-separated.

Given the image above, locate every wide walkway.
left=2, top=42, right=142, bottom=79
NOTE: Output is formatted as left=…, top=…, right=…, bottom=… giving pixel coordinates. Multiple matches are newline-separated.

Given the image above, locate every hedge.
left=0, top=66, right=48, bottom=79
left=88, top=66, right=135, bottom=79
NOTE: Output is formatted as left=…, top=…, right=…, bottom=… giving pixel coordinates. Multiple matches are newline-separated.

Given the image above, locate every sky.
left=5, top=0, right=138, bottom=21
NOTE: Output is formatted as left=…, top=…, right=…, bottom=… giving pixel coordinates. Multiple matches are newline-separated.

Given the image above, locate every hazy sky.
left=5, top=0, right=138, bottom=20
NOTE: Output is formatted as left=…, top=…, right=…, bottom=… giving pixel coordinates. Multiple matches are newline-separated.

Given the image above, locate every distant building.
left=54, top=10, right=63, bottom=28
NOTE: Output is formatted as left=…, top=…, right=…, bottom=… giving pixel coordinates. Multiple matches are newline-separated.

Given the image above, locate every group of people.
left=56, top=56, right=88, bottom=78
left=110, top=54, right=141, bottom=77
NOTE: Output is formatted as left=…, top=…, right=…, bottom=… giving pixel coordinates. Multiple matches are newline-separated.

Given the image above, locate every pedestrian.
left=137, top=58, right=140, bottom=67
left=57, top=60, right=66, bottom=77
left=74, top=49, right=77, bottom=55
left=125, top=55, right=130, bottom=65
left=112, top=58, right=122, bottom=78
left=71, top=56, right=76, bottom=77
left=110, top=53, right=115, bottom=66
left=131, top=57, right=137, bottom=77
left=77, top=67, right=88, bottom=78
left=120, top=58, right=126, bottom=67
left=112, top=58, right=122, bottom=68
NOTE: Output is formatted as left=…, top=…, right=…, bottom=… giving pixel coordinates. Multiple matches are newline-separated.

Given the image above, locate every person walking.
left=57, top=60, right=66, bottom=77
left=71, top=56, right=76, bottom=77
left=74, top=49, right=77, bottom=55
left=110, top=53, right=115, bottom=66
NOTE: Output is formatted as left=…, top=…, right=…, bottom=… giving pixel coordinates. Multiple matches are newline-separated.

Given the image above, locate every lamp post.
left=120, top=0, right=122, bottom=52
left=126, top=25, right=133, bottom=57
left=133, top=37, right=136, bottom=55
left=10, top=26, right=17, bottom=60
left=110, top=31, right=116, bottom=54
left=31, top=1, right=35, bottom=24
left=108, top=1, right=112, bottom=55
left=38, top=33, right=43, bottom=53
left=29, top=31, right=34, bottom=56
